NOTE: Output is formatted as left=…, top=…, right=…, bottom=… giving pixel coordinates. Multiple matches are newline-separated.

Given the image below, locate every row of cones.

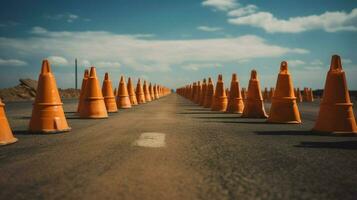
left=261, top=87, right=314, bottom=103
left=177, top=55, right=357, bottom=134
left=1, top=60, right=171, bottom=146
left=77, top=67, right=170, bottom=118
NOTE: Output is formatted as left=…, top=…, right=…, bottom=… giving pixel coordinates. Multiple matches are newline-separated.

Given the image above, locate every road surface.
left=1, top=94, right=357, bottom=200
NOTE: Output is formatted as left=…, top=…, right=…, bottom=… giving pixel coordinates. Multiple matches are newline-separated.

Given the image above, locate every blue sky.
left=0, top=0, right=356, bottom=90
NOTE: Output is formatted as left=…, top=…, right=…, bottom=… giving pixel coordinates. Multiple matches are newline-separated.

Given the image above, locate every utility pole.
left=75, top=58, right=78, bottom=90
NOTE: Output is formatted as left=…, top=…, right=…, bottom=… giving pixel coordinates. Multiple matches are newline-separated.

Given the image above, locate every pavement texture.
left=1, top=94, right=357, bottom=200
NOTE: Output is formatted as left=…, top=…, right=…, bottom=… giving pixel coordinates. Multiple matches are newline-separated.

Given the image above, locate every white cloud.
left=0, top=27, right=308, bottom=72
left=0, top=21, right=19, bottom=28
left=47, top=56, right=69, bottom=66
left=228, top=8, right=357, bottom=33
left=45, top=13, right=86, bottom=23
left=202, top=0, right=237, bottom=11
left=182, top=63, right=222, bottom=71
left=304, top=66, right=323, bottom=71
left=343, top=59, right=352, bottom=64
left=80, top=59, right=91, bottom=67
left=288, top=60, right=305, bottom=67
left=67, top=14, right=79, bottom=23
left=95, top=61, right=121, bottom=68
left=310, top=59, right=323, bottom=66
left=0, top=58, right=27, bottom=66
left=197, top=26, right=223, bottom=32
left=30, top=26, right=48, bottom=34
left=288, top=59, right=326, bottom=71
left=228, top=4, right=258, bottom=17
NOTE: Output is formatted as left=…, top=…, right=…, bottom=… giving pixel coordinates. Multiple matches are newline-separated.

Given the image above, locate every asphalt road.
left=1, top=94, right=357, bottom=200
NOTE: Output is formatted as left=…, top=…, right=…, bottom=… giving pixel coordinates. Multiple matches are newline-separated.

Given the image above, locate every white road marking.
left=133, top=132, right=166, bottom=148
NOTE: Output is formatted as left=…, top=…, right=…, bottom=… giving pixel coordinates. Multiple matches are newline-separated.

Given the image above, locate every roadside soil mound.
left=0, top=79, right=80, bottom=102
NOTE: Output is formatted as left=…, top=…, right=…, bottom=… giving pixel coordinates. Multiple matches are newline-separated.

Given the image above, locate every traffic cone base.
left=267, top=99, right=301, bottom=123
left=117, top=97, right=132, bottom=108
left=227, top=98, right=244, bottom=113
left=129, top=95, right=138, bottom=105
left=29, top=60, right=71, bottom=133
left=313, top=55, right=357, bottom=134
left=0, top=100, right=18, bottom=145
left=211, top=97, right=228, bottom=111
left=241, top=100, right=268, bottom=118
left=313, top=103, right=357, bottom=134
left=30, top=103, right=72, bottom=133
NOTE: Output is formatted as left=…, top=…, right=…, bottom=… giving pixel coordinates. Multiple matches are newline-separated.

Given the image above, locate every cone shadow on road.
left=255, top=130, right=312, bottom=136
left=255, top=130, right=356, bottom=137
left=203, top=120, right=268, bottom=124
left=185, top=108, right=210, bottom=111
left=178, top=111, right=228, bottom=114
left=194, top=116, right=240, bottom=119
left=13, top=130, right=64, bottom=135
left=64, top=111, right=77, bottom=114
left=295, top=141, right=357, bottom=150
left=15, top=116, right=31, bottom=120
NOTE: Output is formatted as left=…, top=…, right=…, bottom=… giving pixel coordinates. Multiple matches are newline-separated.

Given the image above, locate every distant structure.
left=75, top=58, right=78, bottom=90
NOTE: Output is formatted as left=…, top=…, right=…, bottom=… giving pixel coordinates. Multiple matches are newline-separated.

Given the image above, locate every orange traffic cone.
left=303, top=88, right=309, bottom=102
left=227, top=73, right=244, bottom=113
left=77, top=69, right=89, bottom=113
left=194, top=81, right=201, bottom=104
left=79, top=67, right=108, bottom=119
left=199, top=79, right=207, bottom=106
left=203, top=78, right=214, bottom=108
left=191, top=82, right=197, bottom=102
left=295, top=88, right=302, bottom=103
left=302, top=87, right=314, bottom=102
left=154, top=84, right=159, bottom=99
left=211, top=74, right=228, bottom=111
left=242, top=70, right=268, bottom=118
left=102, top=73, right=118, bottom=113
left=127, top=77, right=138, bottom=106
left=267, top=61, right=301, bottom=123
left=143, top=81, right=152, bottom=102
left=149, top=83, right=155, bottom=100
left=269, top=87, right=275, bottom=101
left=116, top=76, right=132, bottom=109
left=0, top=99, right=18, bottom=145
left=309, top=88, right=314, bottom=102
left=114, top=88, right=117, bottom=96
left=136, top=79, right=146, bottom=104
left=188, top=84, right=192, bottom=100
left=313, top=55, right=357, bottom=134
left=241, top=88, right=247, bottom=100
left=263, top=88, right=269, bottom=102
left=29, top=60, right=71, bottom=132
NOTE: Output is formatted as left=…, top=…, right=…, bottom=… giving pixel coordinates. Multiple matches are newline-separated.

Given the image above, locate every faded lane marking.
left=133, top=132, right=166, bottom=148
